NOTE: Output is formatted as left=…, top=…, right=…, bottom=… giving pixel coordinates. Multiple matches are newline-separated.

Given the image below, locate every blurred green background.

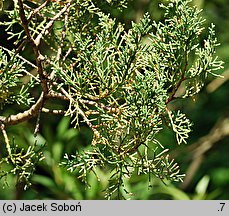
left=0, top=0, right=228, bottom=199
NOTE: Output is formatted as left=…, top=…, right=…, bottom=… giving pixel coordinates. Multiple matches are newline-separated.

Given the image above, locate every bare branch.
left=42, top=108, right=66, bottom=115
left=27, top=0, right=51, bottom=23
left=18, top=0, right=34, bottom=45
left=18, top=0, right=49, bottom=94
left=56, top=2, right=71, bottom=62
left=0, top=123, right=15, bottom=164
left=0, top=93, right=45, bottom=126
left=34, top=2, right=71, bottom=46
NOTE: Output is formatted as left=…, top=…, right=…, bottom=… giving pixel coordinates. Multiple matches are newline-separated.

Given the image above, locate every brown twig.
left=56, top=2, right=71, bottom=62
left=166, top=50, right=188, bottom=104
left=47, top=89, right=120, bottom=114
left=0, top=93, right=45, bottom=126
left=27, top=0, right=51, bottom=23
left=42, top=108, right=66, bottom=115
left=34, top=2, right=71, bottom=46
left=0, top=123, right=15, bottom=164
left=18, top=0, right=48, bottom=94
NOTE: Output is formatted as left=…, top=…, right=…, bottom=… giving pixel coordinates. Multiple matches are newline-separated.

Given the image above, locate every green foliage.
left=0, top=48, right=35, bottom=108
left=0, top=0, right=223, bottom=199
left=0, top=136, right=45, bottom=190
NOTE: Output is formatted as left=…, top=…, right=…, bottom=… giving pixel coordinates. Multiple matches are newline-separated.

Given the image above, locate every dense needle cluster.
left=0, top=0, right=223, bottom=198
